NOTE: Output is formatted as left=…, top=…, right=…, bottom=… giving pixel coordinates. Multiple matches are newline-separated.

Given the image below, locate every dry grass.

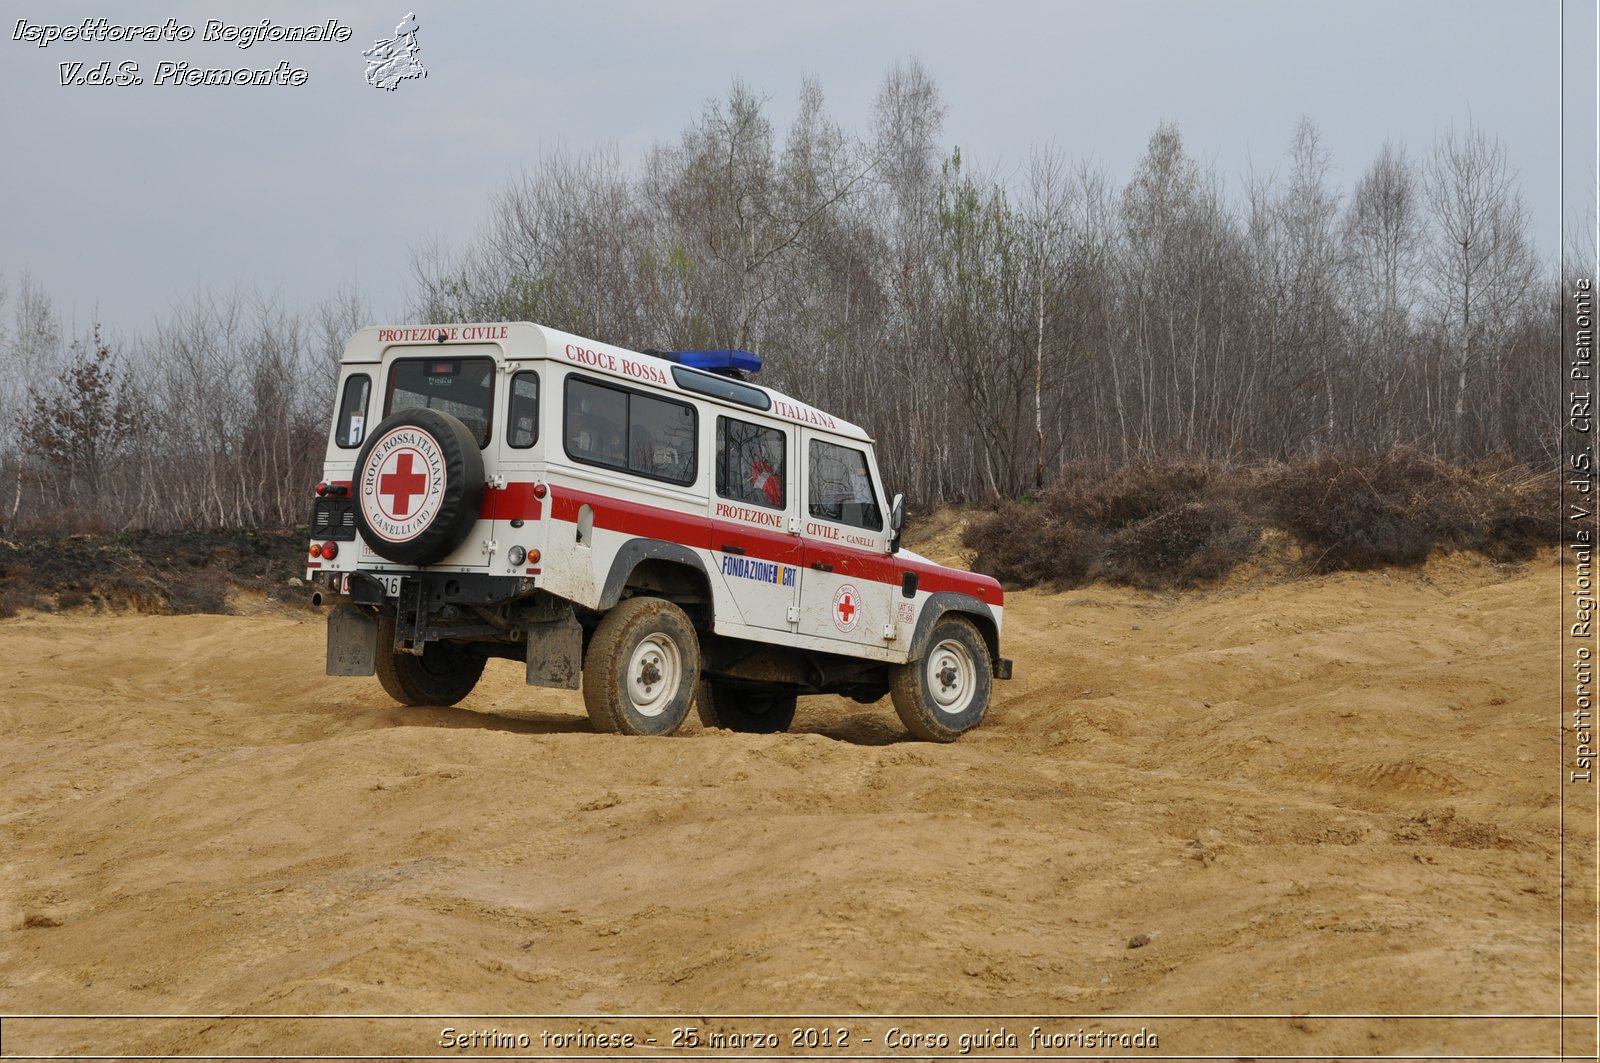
left=0, top=530, right=314, bottom=616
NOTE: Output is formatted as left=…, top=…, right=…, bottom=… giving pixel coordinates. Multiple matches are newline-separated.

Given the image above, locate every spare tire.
left=352, top=408, right=485, bottom=566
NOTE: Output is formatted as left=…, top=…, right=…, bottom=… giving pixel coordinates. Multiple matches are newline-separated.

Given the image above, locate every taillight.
left=309, top=543, right=322, bottom=558
left=532, top=482, right=548, bottom=499
left=320, top=541, right=338, bottom=560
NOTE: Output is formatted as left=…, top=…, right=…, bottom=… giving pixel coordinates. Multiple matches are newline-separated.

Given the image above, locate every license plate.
left=341, top=572, right=404, bottom=598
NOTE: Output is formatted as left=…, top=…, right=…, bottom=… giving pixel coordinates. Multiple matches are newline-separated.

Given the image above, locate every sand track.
left=0, top=552, right=1586, bottom=1058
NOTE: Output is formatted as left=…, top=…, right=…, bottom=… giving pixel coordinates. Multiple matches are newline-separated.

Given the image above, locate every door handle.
left=721, top=545, right=746, bottom=555
left=810, top=561, right=833, bottom=572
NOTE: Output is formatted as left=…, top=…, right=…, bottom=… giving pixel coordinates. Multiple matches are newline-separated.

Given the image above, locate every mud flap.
left=326, top=600, right=378, bottom=676
left=526, top=610, right=582, bottom=689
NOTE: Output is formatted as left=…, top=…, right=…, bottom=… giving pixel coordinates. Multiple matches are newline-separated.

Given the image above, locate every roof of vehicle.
left=344, top=322, right=871, bottom=443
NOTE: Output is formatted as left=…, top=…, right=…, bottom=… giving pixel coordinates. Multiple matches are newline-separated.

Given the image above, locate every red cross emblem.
left=360, top=427, right=446, bottom=543
left=831, top=583, right=862, bottom=633
left=379, top=451, right=428, bottom=517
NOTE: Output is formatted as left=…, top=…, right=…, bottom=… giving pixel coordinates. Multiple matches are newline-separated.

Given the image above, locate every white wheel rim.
left=626, top=633, right=681, bottom=718
left=926, top=638, right=976, bottom=716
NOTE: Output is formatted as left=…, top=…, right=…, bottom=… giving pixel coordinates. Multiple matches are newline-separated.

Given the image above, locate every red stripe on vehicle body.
left=546, top=485, right=1001, bottom=605
left=550, top=487, right=716, bottom=549
left=480, top=481, right=544, bottom=521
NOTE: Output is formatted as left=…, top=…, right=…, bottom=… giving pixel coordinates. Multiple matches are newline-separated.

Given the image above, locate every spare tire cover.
left=352, top=408, right=485, bottom=566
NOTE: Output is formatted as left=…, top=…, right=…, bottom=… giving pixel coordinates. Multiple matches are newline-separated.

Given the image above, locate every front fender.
left=908, top=591, right=1001, bottom=667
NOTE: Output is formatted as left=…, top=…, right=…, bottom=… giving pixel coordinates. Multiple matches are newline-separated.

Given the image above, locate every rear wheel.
left=889, top=615, right=992, bottom=742
left=583, top=597, right=699, bottom=736
left=374, top=615, right=485, bottom=706
left=695, top=681, right=797, bottom=734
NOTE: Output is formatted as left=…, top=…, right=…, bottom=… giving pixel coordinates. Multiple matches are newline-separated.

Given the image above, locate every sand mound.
left=0, top=551, right=1585, bottom=1059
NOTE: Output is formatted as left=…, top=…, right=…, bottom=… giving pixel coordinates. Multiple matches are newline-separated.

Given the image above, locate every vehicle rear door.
left=486, top=363, right=546, bottom=570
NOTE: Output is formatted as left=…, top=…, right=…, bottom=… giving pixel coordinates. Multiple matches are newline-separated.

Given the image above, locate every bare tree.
left=1342, top=141, right=1424, bottom=448
left=1424, top=124, right=1538, bottom=457
left=865, top=60, right=948, bottom=501
left=5, top=81, right=1566, bottom=535
left=1024, top=144, right=1073, bottom=489
left=1281, top=117, right=1343, bottom=445
left=1, top=274, right=64, bottom=531
left=18, top=324, right=142, bottom=515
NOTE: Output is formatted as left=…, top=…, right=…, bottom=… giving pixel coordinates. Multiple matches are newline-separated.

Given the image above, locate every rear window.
left=386, top=357, right=494, bottom=447
left=507, top=371, right=539, bottom=448
left=335, top=374, right=370, bottom=449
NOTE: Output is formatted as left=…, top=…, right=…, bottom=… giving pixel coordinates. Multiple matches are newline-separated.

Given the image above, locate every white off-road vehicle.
left=308, top=323, right=1011, bottom=740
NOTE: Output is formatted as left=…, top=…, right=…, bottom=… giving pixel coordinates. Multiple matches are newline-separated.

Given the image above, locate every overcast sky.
left=1, top=0, right=1594, bottom=341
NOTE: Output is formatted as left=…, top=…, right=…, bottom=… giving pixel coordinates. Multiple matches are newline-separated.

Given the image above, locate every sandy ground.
left=0, top=546, right=1592, bottom=1060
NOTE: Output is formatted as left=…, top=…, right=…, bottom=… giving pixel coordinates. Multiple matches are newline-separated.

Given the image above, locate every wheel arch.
left=909, top=592, right=999, bottom=664
left=599, top=539, right=715, bottom=624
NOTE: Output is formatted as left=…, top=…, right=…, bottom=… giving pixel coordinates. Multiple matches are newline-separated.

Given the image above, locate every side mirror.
left=888, top=493, right=905, bottom=555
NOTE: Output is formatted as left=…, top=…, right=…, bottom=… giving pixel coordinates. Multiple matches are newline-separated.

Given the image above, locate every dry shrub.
left=1261, top=451, right=1558, bottom=571
left=1095, top=499, right=1256, bottom=589
left=966, top=451, right=1560, bottom=589
left=1044, top=459, right=1213, bottom=529
left=1261, top=452, right=1441, bottom=570
left=1469, top=466, right=1561, bottom=562
left=964, top=461, right=1227, bottom=588
left=962, top=499, right=1099, bottom=587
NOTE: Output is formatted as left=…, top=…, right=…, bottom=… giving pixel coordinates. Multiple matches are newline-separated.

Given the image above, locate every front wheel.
left=695, top=681, right=797, bottom=733
left=583, top=597, right=700, bottom=736
left=374, top=614, right=486, bottom=706
left=889, top=616, right=992, bottom=742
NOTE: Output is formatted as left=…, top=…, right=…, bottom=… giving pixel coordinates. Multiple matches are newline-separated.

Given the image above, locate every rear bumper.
left=339, top=569, right=534, bottom=607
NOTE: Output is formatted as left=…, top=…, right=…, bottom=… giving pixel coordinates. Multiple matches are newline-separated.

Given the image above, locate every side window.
left=508, top=371, right=539, bottom=448
left=386, top=357, right=495, bottom=448
left=335, top=374, right=370, bottom=449
left=565, top=378, right=628, bottom=468
left=808, top=440, right=882, bottom=531
left=717, top=416, right=786, bottom=509
left=565, top=377, right=696, bottom=485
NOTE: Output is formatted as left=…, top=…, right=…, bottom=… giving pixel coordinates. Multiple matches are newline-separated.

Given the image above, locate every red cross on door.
left=830, top=582, right=862, bottom=633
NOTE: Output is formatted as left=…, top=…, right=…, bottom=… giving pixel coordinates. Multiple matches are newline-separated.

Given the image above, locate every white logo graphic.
left=831, top=583, right=861, bottom=634
left=360, top=427, right=446, bottom=542
left=363, top=12, right=426, bottom=91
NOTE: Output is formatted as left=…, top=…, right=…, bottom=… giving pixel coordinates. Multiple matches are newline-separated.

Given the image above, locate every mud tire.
left=583, top=597, right=699, bottom=736
left=889, top=615, right=992, bottom=742
left=695, top=681, right=797, bottom=734
left=374, top=613, right=485, bottom=707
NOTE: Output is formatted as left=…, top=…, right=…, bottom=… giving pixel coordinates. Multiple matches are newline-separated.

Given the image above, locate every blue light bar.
left=664, top=349, right=762, bottom=375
